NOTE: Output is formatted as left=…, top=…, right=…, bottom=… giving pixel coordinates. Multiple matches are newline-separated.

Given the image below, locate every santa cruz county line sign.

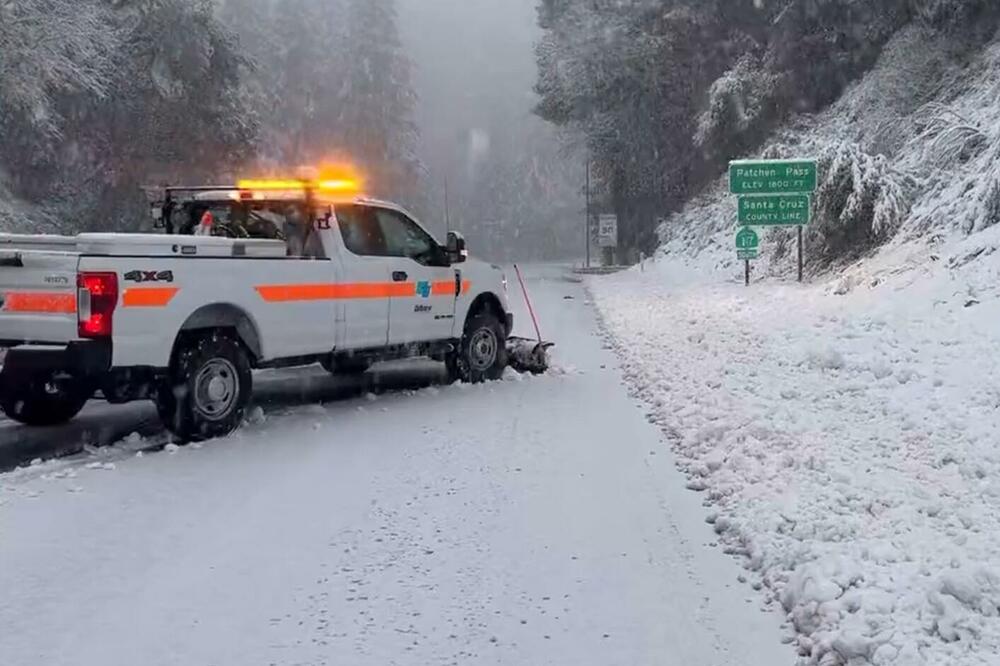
left=738, top=194, right=811, bottom=226
left=729, top=160, right=817, bottom=195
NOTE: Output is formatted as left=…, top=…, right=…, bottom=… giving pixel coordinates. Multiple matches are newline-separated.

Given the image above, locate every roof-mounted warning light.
left=236, top=165, right=364, bottom=200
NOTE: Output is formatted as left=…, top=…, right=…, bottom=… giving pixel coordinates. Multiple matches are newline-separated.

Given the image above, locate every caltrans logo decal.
left=416, top=281, right=431, bottom=298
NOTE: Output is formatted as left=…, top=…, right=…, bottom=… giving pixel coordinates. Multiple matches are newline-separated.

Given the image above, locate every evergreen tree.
left=338, top=0, right=420, bottom=202
left=0, top=0, right=258, bottom=231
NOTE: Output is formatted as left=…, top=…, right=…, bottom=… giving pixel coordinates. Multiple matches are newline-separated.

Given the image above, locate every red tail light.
left=77, top=272, right=118, bottom=338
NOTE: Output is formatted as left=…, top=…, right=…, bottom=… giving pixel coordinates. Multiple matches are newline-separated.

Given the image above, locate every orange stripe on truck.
left=256, top=282, right=413, bottom=303
left=122, top=287, right=180, bottom=308
left=256, top=281, right=471, bottom=303
left=3, top=292, right=76, bottom=314
left=431, top=281, right=456, bottom=296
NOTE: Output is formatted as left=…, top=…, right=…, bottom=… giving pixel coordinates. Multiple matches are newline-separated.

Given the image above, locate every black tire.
left=448, top=312, right=508, bottom=384
left=0, top=371, right=91, bottom=426
left=156, top=332, right=252, bottom=442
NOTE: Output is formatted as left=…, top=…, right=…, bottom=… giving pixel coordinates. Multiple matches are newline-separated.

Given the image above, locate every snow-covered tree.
left=0, top=0, right=115, bottom=137
left=809, top=142, right=914, bottom=263
left=219, top=0, right=420, bottom=205
left=0, top=0, right=422, bottom=232
left=0, top=0, right=258, bottom=231
left=337, top=0, right=420, bottom=203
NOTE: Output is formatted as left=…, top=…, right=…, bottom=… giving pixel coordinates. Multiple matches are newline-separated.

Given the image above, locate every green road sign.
left=737, top=249, right=758, bottom=261
left=738, top=194, right=811, bottom=226
left=729, top=160, right=817, bottom=195
left=736, top=227, right=759, bottom=251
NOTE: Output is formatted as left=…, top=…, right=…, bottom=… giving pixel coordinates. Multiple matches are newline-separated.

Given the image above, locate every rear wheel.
left=157, top=332, right=252, bottom=442
left=0, top=370, right=91, bottom=426
left=447, top=312, right=507, bottom=384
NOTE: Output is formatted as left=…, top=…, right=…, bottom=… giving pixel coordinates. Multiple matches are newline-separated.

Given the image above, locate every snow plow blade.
left=506, top=337, right=555, bottom=375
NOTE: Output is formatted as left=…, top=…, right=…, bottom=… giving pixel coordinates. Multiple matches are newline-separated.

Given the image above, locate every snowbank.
left=590, top=227, right=1000, bottom=665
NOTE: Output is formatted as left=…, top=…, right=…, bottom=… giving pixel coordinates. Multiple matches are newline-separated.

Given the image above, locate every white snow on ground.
left=0, top=266, right=792, bottom=666
left=590, top=230, right=1000, bottom=666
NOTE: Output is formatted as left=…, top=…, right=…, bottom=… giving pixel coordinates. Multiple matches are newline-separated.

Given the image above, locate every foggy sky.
left=397, top=0, right=543, bottom=217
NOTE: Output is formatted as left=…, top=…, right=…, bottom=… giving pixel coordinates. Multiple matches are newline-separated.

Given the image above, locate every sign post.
left=597, top=214, right=618, bottom=265
left=729, top=159, right=817, bottom=283
left=736, top=227, right=759, bottom=287
left=585, top=160, right=591, bottom=269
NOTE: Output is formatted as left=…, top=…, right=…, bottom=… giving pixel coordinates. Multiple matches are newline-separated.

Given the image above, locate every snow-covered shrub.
left=960, top=138, right=1000, bottom=233
left=856, top=26, right=954, bottom=158
left=911, top=133, right=1000, bottom=236
left=910, top=103, right=988, bottom=170
left=808, top=143, right=914, bottom=265
left=979, top=177, right=1000, bottom=232
left=695, top=54, right=780, bottom=158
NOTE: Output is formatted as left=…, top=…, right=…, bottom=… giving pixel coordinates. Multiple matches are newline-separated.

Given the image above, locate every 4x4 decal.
left=124, top=270, right=174, bottom=284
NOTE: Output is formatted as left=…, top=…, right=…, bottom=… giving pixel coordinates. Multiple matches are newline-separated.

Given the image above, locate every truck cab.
left=0, top=179, right=512, bottom=441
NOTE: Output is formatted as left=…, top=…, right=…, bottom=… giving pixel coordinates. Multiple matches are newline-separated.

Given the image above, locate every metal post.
left=585, top=159, right=591, bottom=269
left=745, top=259, right=750, bottom=287
left=444, top=177, right=451, bottom=233
left=797, top=225, right=804, bottom=282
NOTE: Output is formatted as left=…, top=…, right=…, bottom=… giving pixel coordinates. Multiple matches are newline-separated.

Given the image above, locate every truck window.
left=336, top=205, right=388, bottom=256
left=278, top=205, right=325, bottom=259
left=373, top=208, right=447, bottom=266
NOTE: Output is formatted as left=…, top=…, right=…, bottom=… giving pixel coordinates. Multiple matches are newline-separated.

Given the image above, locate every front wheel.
left=157, top=332, right=252, bottom=442
left=0, top=371, right=91, bottom=426
left=448, top=313, right=507, bottom=384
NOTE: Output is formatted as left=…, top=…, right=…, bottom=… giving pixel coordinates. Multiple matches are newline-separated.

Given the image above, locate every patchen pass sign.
left=729, top=160, right=817, bottom=195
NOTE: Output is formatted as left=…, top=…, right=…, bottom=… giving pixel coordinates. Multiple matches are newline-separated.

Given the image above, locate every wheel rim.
left=193, top=359, right=239, bottom=421
left=468, top=328, right=498, bottom=372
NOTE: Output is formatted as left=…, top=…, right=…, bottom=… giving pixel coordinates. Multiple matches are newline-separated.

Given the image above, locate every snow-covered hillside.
left=658, top=25, right=1000, bottom=283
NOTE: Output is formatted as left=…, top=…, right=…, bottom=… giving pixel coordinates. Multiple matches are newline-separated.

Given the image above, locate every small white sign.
left=597, top=215, right=618, bottom=248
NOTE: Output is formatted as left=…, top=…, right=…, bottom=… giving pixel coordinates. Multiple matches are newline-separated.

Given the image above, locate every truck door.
left=371, top=207, right=457, bottom=346
left=330, top=204, right=392, bottom=350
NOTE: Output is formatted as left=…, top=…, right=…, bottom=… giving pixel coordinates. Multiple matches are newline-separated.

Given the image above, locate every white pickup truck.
left=0, top=182, right=512, bottom=440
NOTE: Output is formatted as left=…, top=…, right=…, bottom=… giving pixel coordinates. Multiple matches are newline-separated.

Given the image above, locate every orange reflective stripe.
left=256, top=282, right=413, bottom=303
left=3, top=292, right=76, bottom=314
left=122, top=287, right=179, bottom=308
left=255, top=284, right=339, bottom=302
left=432, top=281, right=456, bottom=296
left=332, top=283, right=414, bottom=299
left=255, top=280, right=473, bottom=303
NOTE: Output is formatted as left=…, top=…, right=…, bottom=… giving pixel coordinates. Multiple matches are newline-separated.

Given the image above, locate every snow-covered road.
left=0, top=266, right=791, bottom=666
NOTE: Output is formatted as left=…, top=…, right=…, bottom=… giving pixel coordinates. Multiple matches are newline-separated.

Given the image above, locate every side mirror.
left=446, top=231, right=467, bottom=264
left=150, top=204, right=165, bottom=229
